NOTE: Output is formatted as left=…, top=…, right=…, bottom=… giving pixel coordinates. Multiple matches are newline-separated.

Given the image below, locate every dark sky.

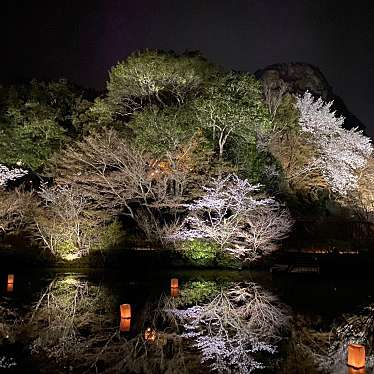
left=2, top=0, right=373, bottom=136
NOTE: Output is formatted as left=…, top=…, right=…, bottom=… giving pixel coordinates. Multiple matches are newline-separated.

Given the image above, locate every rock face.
left=255, top=62, right=366, bottom=133
left=255, top=63, right=332, bottom=99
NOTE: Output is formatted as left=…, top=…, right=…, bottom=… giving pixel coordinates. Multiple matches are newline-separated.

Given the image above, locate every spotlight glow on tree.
left=296, top=92, right=372, bottom=195
left=169, top=174, right=292, bottom=261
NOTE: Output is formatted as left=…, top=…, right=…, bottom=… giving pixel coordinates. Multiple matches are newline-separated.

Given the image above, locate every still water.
left=0, top=269, right=373, bottom=373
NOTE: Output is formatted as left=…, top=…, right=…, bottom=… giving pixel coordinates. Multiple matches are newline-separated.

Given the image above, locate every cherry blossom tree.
left=169, top=174, right=293, bottom=261
left=0, top=164, right=28, bottom=188
left=296, top=92, right=373, bottom=196
left=0, top=165, right=32, bottom=234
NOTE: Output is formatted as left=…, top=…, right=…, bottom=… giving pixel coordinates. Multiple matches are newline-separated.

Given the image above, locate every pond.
left=0, top=268, right=373, bottom=373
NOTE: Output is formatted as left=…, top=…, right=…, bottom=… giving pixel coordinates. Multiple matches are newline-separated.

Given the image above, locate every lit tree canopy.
left=129, top=104, right=201, bottom=157
left=0, top=80, right=83, bottom=169
left=170, top=174, right=293, bottom=261
left=105, top=50, right=218, bottom=115
left=296, top=92, right=373, bottom=195
left=194, top=73, right=271, bottom=160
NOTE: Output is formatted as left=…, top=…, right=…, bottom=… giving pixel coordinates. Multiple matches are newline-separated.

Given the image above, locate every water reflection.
left=348, top=367, right=366, bottom=374
left=171, top=278, right=180, bottom=297
left=144, top=327, right=157, bottom=342
left=119, top=317, right=131, bottom=332
left=6, top=273, right=14, bottom=292
left=23, top=275, right=116, bottom=373
left=1, top=270, right=374, bottom=373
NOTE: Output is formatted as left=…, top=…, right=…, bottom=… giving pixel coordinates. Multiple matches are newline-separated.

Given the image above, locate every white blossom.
left=169, top=174, right=293, bottom=260
left=0, top=164, right=28, bottom=188
left=296, top=92, right=372, bottom=195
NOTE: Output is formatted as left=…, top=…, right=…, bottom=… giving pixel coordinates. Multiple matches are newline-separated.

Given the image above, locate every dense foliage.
left=0, top=50, right=372, bottom=261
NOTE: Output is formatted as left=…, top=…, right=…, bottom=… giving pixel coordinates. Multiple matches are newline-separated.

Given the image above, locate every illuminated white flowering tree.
left=169, top=174, right=292, bottom=261
left=0, top=164, right=28, bottom=188
left=296, top=92, right=373, bottom=196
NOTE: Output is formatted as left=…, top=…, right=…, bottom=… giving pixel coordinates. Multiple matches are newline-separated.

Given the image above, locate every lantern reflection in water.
left=171, top=287, right=180, bottom=297
left=119, top=304, right=131, bottom=332
left=348, top=367, right=365, bottom=374
left=144, top=327, right=156, bottom=342
left=120, top=317, right=131, bottom=332
left=7, top=274, right=14, bottom=292
left=170, top=278, right=179, bottom=297
left=347, top=344, right=365, bottom=369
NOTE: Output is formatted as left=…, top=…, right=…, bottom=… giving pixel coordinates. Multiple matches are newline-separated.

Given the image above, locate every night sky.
left=2, top=0, right=373, bottom=136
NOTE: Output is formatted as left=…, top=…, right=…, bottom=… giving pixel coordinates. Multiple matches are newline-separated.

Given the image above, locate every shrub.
left=55, top=240, right=77, bottom=258
left=93, top=220, right=125, bottom=252
left=181, top=239, right=219, bottom=266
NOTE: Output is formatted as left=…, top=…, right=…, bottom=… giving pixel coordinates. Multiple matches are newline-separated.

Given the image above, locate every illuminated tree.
left=194, top=73, right=270, bottom=161
left=296, top=92, right=372, bottom=195
left=0, top=189, right=36, bottom=234
left=170, top=174, right=292, bottom=261
left=34, top=183, right=122, bottom=259
left=0, top=80, right=82, bottom=169
left=0, top=165, right=35, bottom=235
left=106, top=50, right=217, bottom=113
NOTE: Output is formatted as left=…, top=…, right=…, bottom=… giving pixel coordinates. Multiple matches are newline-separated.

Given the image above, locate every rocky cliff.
left=255, top=63, right=366, bottom=133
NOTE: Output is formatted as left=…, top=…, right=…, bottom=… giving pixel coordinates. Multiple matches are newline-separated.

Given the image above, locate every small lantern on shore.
left=7, top=274, right=14, bottom=292
left=120, top=304, right=131, bottom=319
left=347, top=344, right=365, bottom=369
left=119, top=304, right=131, bottom=332
left=170, top=278, right=179, bottom=297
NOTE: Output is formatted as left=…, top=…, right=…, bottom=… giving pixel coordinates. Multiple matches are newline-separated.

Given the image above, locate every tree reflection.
left=163, top=281, right=291, bottom=373
left=1, top=276, right=293, bottom=373
left=27, top=276, right=116, bottom=370
left=25, top=275, right=198, bottom=373
left=283, top=304, right=374, bottom=373
left=0, top=295, right=23, bottom=370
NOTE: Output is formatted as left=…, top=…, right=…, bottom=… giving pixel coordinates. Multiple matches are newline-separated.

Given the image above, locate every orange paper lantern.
left=120, top=304, right=131, bottom=319
left=348, top=344, right=365, bottom=369
left=170, top=278, right=179, bottom=288
left=7, top=274, right=14, bottom=284
left=120, top=317, right=131, bottom=332
left=6, top=274, right=14, bottom=292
